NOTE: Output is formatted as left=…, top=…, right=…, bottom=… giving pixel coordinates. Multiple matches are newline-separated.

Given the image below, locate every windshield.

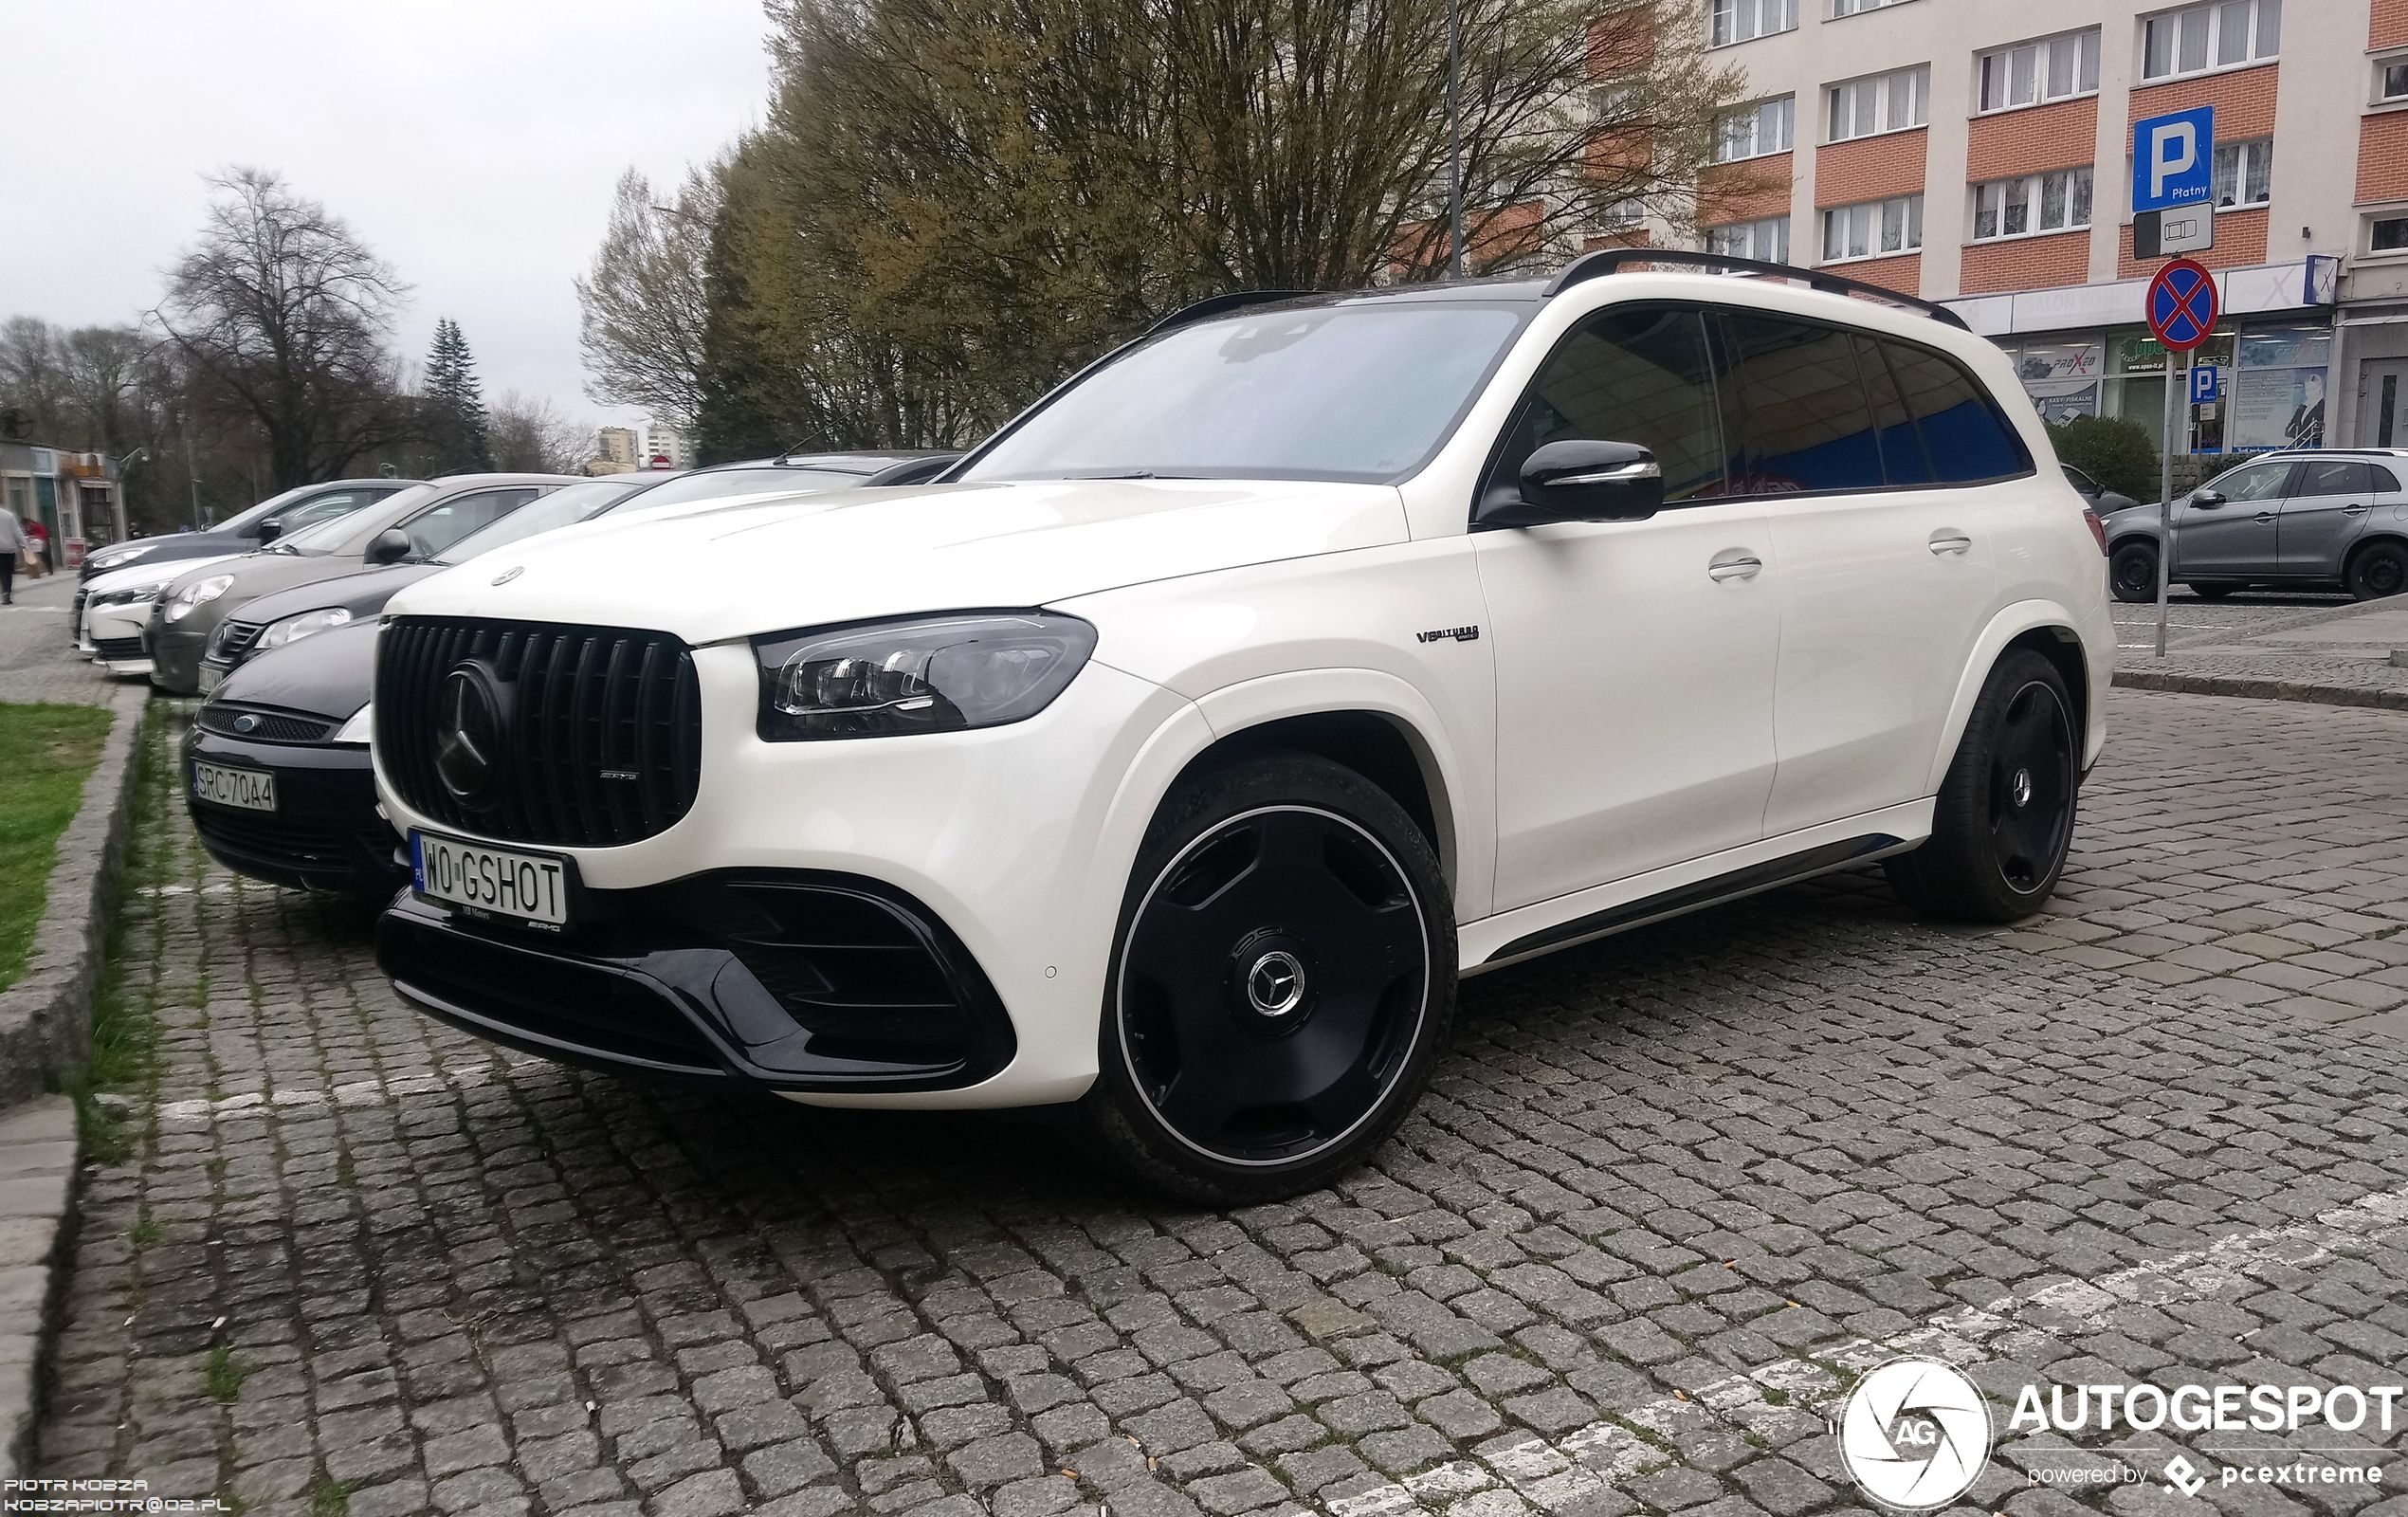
left=273, top=484, right=437, bottom=555
left=958, top=302, right=1531, bottom=484
left=611, top=466, right=866, bottom=509
left=213, top=484, right=317, bottom=534
left=435, top=478, right=649, bottom=564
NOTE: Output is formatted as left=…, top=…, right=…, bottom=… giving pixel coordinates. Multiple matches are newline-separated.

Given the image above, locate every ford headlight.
left=256, top=606, right=352, bottom=652
left=334, top=704, right=374, bottom=745
left=165, top=574, right=235, bottom=623
left=754, top=612, right=1096, bottom=740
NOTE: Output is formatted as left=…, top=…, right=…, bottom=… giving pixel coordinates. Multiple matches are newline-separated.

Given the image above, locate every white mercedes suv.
left=372, top=253, right=2112, bottom=1201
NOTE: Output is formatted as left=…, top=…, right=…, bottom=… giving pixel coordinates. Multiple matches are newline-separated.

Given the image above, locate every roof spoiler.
left=1541, top=249, right=1970, bottom=330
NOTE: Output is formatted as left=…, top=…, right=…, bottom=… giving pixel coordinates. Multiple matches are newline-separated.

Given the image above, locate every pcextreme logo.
left=1836, top=1358, right=1995, bottom=1510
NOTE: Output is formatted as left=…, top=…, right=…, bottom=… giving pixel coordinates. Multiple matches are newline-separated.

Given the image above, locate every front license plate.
left=411, top=831, right=573, bottom=930
left=197, top=665, right=223, bottom=694
left=192, top=760, right=276, bottom=813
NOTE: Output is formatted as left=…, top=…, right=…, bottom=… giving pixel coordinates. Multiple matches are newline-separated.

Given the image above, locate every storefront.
left=0, top=443, right=124, bottom=567
left=1947, top=258, right=2339, bottom=457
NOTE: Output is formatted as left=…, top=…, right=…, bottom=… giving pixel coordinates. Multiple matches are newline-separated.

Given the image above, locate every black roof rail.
left=1144, top=289, right=1324, bottom=336
left=1541, top=249, right=1971, bottom=331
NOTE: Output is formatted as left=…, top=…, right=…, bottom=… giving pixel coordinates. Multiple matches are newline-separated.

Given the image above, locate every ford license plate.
left=410, top=831, right=573, bottom=930
left=192, top=760, right=276, bottom=813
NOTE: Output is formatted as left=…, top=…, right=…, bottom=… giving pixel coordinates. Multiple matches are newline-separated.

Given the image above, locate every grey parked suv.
left=2103, top=449, right=2408, bottom=602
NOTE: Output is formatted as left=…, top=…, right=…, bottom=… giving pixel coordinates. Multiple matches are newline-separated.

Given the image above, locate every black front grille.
left=210, top=621, right=265, bottom=666
left=377, top=616, right=702, bottom=847
left=192, top=804, right=386, bottom=872
left=93, top=634, right=144, bottom=661
left=195, top=704, right=336, bottom=743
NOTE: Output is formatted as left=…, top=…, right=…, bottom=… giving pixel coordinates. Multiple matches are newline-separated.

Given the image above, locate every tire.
left=2345, top=539, right=2408, bottom=601
left=2185, top=582, right=2239, bottom=599
left=1085, top=751, right=1455, bottom=1204
left=2108, top=540, right=2159, bottom=603
left=1885, top=649, right=2079, bottom=923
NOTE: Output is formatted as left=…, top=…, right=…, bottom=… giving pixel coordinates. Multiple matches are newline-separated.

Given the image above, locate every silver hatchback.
left=2102, top=449, right=2408, bottom=602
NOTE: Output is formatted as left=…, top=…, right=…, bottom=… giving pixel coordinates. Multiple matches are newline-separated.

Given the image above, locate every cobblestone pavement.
left=32, top=690, right=2408, bottom=1517
left=2109, top=591, right=2408, bottom=701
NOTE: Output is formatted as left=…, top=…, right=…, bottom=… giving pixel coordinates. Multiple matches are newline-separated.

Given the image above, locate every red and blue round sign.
left=2145, top=258, right=2219, bottom=352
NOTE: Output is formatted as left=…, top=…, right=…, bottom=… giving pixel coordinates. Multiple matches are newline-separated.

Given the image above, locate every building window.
left=1713, top=97, right=1795, bottom=162
left=1977, top=30, right=2101, bottom=112
left=1596, top=198, right=1646, bottom=231
left=1833, top=0, right=1908, bottom=14
left=2142, top=0, right=2279, bottom=82
left=1829, top=66, right=1929, bottom=143
left=1710, top=0, right=1797, bottom=47
left=1972, top=168, right=2093, bottom=240
left=2380, top=59, right=2408, bottom=101
left=2212, top=137, right=2272, bottom=209
left=1707, top=217, right=1792, bottom=263
left=1822, top=194, right=1923, bottom=262
left=1591, top=81, right=1640, bottom=120
left=2373, top=215, right=2408, bottom=253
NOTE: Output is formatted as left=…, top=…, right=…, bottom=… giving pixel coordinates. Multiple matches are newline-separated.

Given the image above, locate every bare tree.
left=153, top=168, right=418, bottom=488
left=486, top=391, right=594, bottom=474
left=577, top=166, right=715, bottom=431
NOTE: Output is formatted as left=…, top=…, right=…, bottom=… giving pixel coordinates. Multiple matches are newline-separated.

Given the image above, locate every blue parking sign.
left=2132, top=106, right=2214, bottom=214
left=2189, top=364, right=2221, bottom=405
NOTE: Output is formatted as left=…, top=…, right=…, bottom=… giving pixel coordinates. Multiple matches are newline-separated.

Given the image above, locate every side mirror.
left=364, top=527, right=412, bottom=565
left=2190, top=490, right=2226, bottom=508
left=1483, top=439, right=1664, bottom=527
left=255, top=519, right=283, bottom=543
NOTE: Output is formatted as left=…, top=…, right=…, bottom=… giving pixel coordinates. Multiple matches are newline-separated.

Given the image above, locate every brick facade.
left=1699, top=155, right=1795, bottom=224
left=1815, top=129, right=1930, bottom=208
left=1830, top=251, right=1922, bottom=295
left=2361, top=112, right=2408, bottom=205
left=2125, top=64, right=2279, bottom=149
left=1961, top=229, right=2091, bottom=295
left=2117, top=207, right=2269, bottom=278
left=2376, top=0, right=2408, bottom=50
left=1967, top=98, right=2099, bottom=182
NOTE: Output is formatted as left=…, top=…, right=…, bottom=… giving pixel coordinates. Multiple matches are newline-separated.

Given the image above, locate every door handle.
left=1927, top=531, right=1973, bottom=556
left=1706, top=553, right=1762, bottom=582
left=2253, top=513, right=2276, bottom=525
left=2343, top=503, right=2368, bottom=514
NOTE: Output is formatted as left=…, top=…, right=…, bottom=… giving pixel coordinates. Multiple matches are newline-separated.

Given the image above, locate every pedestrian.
left=0, top=501, right=27, bottom=604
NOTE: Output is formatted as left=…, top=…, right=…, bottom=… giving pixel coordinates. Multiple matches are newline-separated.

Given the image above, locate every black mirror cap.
left=364, top=527, right=412, bottom=565
left=1483, top=439, right=1665, bottom=527
left=254, top=519, right=283, bottom=543
left=2193, top=489, right=2226, bottom=507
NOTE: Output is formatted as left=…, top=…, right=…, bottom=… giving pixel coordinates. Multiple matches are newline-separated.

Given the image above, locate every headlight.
left=164, top=574, right=235, bottom=623
left=755, top=612, right=1096, bottom=740
left=89, top=546, right=154, bottom=572
left=255, top=606, right=352, bottom=652
left=334, top=704, right=374, bottom=745
left=89, top=585, right=163, bottom=609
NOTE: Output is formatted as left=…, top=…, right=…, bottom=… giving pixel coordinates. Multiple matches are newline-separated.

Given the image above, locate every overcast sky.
left=0, top=0, right=774, bottom=433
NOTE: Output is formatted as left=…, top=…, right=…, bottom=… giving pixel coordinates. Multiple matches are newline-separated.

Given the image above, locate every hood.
left=82, top=531, right=248, bottom=576
left=212, top=617, right=378, bottom=721
left=85, top=552, right=241, bottom=595
left=162, top=545, right=372, bottom=609
left=386, top=478, right=1408, bottom=645
left=228, top=562, right=439, bottom=630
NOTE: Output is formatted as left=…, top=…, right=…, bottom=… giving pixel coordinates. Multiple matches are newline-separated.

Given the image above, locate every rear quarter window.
left=1879, top=339, right=2032, bottom=484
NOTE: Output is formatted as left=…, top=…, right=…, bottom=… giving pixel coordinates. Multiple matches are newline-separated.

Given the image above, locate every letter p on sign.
left=2132, top=105, right=2214, bottom=214
left=2151, top=122, right=2197, bottom=199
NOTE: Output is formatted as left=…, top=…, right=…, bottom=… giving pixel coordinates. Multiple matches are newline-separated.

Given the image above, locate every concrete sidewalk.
left=2112, top=594, right=2408, bottom=708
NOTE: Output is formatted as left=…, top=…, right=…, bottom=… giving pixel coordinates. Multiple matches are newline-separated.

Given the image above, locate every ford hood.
left=383, top=478, right=1409, bottom=644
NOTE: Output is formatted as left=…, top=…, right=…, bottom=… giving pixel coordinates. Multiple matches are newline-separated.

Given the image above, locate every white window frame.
left=2366, top=210, right=2408, bottom=257
left=1828, top=66, right=1930, bottom=144
left=2376, top=55, right=2408, bottom=105
left=1706, top=217, right=1792, bottom=263
left=2212, top=137, right=2273, bottom=210
left=1976, top=29, right=2101, bottom=114
left=1590, top=81, right=1641, bottom=121
left=2141, top=0, right=2279, bottom=83
left=1971, top=167, right=2093, bottom=242
left=1713, top=96, right=1796, bottom=163
left=1821, top=194, right=1924, bottom=264
left=1833, top=0, right=1910, bottom=15
left=1710, top=0, right=1798, bottom=48
left=1596, top=197, right=1647, bottom=231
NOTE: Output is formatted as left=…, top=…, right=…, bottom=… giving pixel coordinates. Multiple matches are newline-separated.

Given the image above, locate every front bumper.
left=184, top=726, right=401, bottom=892
left=88, top=601, right=157, bottom=673
left=148, top=603, right=210, bottom=694
left=378, top=871, right=1016, bottom=1090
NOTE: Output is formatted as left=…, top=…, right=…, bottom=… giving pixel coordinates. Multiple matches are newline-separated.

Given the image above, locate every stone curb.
left=0, top=686, right=149, bottom=1110
left=0, top=1095, right=79, bottom=1477
left=2111, top=667, right=2408, bottom=712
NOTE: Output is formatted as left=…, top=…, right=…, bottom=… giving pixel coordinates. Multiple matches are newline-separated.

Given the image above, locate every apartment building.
left=1691, top=0, right=2408, bottom=452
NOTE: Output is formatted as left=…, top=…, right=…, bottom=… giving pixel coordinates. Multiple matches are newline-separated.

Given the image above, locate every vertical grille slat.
left=377, top=616, right=702, bottom=848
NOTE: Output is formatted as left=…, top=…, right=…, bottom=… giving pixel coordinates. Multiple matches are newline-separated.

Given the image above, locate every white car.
left=79, top=552, right=242, bottom=674
left=371, top=254, right=2113, bottom=1200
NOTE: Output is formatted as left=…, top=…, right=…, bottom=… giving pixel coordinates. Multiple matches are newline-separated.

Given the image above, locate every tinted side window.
left=405, top=489, right=538, bottom=557
left=1716, top=314, right=1885, bottom=494
left=2373, top=464, right=2401, bottom=492
left=1490, top=305, right=1725, bottom=504
left=2210, top=462, right=2292, bottom=503
left=1880, top=340, right=2032, bottom=483
left=1858, top=335, right=1934, bottom=485
left=2295, top=461, right=2358, bottom=495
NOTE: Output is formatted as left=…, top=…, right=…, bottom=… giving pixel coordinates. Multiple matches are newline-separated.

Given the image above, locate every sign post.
left=2145, top=256, right=2220, bottom=657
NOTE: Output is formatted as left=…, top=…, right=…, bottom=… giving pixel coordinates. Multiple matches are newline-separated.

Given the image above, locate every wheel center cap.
left=1245, top=950, right=1306, bottom=1017
left=2009, top=767, right=2034, bottom=809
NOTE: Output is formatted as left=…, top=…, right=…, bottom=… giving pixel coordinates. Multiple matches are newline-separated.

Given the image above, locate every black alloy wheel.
left=1887, top=648, right=2080, bottom=923
left=1088, top=754, right=1453, bottom=1202
left=2108, top=540, right=2159, bottom=603
left=2346, top=540, right=2408, bottom=601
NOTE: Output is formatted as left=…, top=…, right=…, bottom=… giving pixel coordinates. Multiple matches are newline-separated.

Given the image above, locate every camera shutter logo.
left=1836, top=1358, right=1994, bottom=1510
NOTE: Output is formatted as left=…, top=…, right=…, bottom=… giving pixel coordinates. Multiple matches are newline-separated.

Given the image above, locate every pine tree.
left=422, top=318, right=492, bottom=473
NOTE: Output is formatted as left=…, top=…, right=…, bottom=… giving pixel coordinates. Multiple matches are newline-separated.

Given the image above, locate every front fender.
left=1927, top=599, right=2111, bottom=791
